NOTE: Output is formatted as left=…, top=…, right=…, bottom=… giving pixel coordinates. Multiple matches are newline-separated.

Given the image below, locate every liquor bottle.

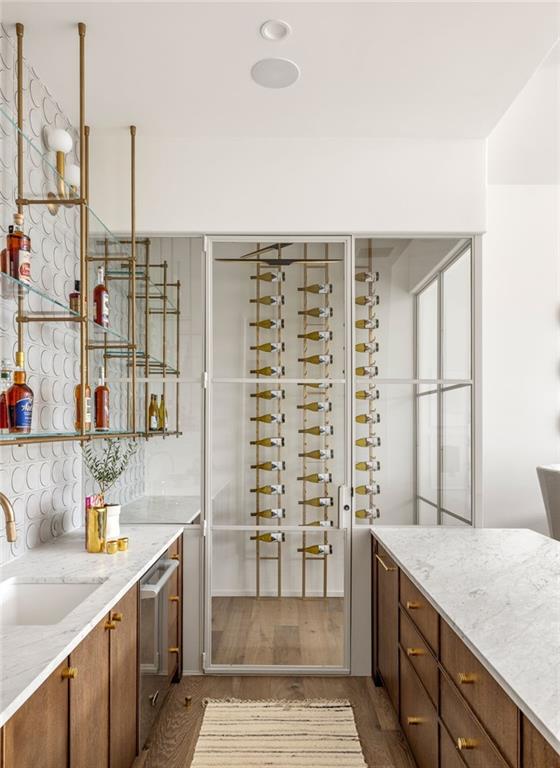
left=356, top=294, right=380, bottom=307
left=355, top=508, right=380, bottom=520
left=250, top=484, right=285, bottom=495
left=355, top=271, right=379, bottom=283
left=69, top=280, right=81, bottom=314
left=298, top=449, right=334, bottom=460
left=297, top=330, right=333, bottom=342
left=93, top=266, right=109, bottom=327
left=250, top=460, right=286, bottom=471
left=297, top=283, right=332, bottom=294
left=301, top=519, right=333, bottom=528
left=356, top=388, right=380, bottom=400
left=6, top=352, right=33, bottom=434
left=297, top=544, right=332, bottom=555
left=148, top=394, right=159, bottom=431
left=251, top=271, right=285, bottom=283
left=355, top=342, right=379, bottom=353
left=7, top=214, right=31, bottom=283
left=298, top=306, right=333, bottom=318
left=356, top=436, right=381, bottom=448
left=158, top=394, right=168, bottom=430
left=355, top=483, right=380, bottom=495
left=355, top=412, right=380, bottom=424
left=94, top=366, right=110, bottom=431
left=250, top=413, right=285, bottom=424
left=298, top=354, right=333, bottom=365
left=0, top=360, right=13, bottom=434
left=250, top=389, right=285, bottom=400
left=250, top=436, right=285, bottom=448
left=356, top=365, right=378, bottom=377
left=0, top=234, right=9, bottom=274
left=298, top=496, right=333, bottom=507
left=251, top=508, right=286, bottom=519
left=250, top=295, right=284, bottom=306
left=355, top=318, right=379, bottom=330
left=250, top=366, right=284, bottom=377
left=74, top=381, right=92, bottom=431
left=297, top=472, right=332, bottom=483
left=250, top=342, right=285, bottom=353
left=298, top=425, right=333, bottom=436
left=249, top=319, right=284, bottom=330
left=250, top=532, right=285, bottom=543
left=297, top=401, right=332, bottom=412
left=356, top=460, right=381, bottom=472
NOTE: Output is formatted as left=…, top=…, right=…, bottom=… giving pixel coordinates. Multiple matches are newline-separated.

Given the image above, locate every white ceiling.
left=3, top=2, right=559, bottom=139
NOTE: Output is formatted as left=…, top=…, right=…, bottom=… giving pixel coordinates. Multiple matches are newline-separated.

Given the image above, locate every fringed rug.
left=190, top=699, right=367, bottom=767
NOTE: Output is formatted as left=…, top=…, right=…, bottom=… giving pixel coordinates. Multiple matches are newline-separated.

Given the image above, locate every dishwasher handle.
left=140, top=559, right=179, bottom=598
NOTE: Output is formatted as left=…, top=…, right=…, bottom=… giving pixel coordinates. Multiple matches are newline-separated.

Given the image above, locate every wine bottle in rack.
left=356, top=294, right=380, bottom=307
left=355, top=318, right=379, bottom=330
left=298, top=307, right=333, bottom=319
left=250, top=413, right=285, bottom=424
left=251, top=436, right=285, bottom=448
left=298, top=425, right=333, bottom=436
left=355, top=388, right=380, bottom=400
left=297, top=544, right=332, bottom=555
left=250, top=271, right=285, bottom=282
left=355, top=508, right=380, bottom=520
left=250, top=484, right=285, bottom=495
left=251, top=460, right=286, bottom=471
left=355, top=271, right=380, bottom=283
left=356, top=436, right=381, bottom=448
left=298, top=354, right=333, bottom=365
left=355, top=341, right=380, bottom=353
left=298, top=496, right=333, bottom=507
left=250, top=365, right=285, bottom=376
left=250, top=318, right=284, bottom=330
left=251, top=389, right=285, bottom=400
left=250, top=532, right=285, bottom=543
left=251, top=508, right=286, bottom=519
left=355, top=412, right=380, bottom=424
left=250, top=295, right=285, bottom=306
left=355, top=460, right=381, bottom=472
left=297, top=472, right=332, bottom=483
left=356, top=365, right=379, bottom=377
left=355, top=483, right=380, bottom=495
left=297, top=401, right=332, bottom=412
left=299, top=448, right=334, bottom=460
left=297, top=330, right=333, bottom=341
left=301, top=519, right=333, bottom=527
left=250, top=342, right=285, bottom=353
left=299, top=382, right=332, bottom=389
left=297, top=283, right=332, bottom=294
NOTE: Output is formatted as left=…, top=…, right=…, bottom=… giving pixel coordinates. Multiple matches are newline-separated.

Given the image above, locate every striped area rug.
left=190, top=699, right=367, bottom=767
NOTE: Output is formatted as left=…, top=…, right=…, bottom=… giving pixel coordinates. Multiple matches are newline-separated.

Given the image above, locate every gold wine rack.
left=354, top=238, right=381, bottom=521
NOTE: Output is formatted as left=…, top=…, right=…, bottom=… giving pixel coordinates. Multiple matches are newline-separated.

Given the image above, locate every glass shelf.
left=106, top=268, right=177, bottom=311
left=0, top=270, right=80, bottom=317
left=0, top=428, right=137, bottom=445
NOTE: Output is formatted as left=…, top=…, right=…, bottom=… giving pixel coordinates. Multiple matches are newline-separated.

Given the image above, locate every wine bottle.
left=297, top=283, right=332, bottom=294
left=250, top=436, right=285, bottom=447
left=250, top=365, right=285, bottom=376
left=356, top=365, right=378, bottom=377
left=355, top=483, right=380, bottom=495
left=148, top=394, right=159, bottom=431
left=250, top=318, right=284, bottom=330
left=356, top=436, right=381, bottom=448
left=251, top=460, right=286, bottom=471
left=298, top=307, right=333, bottom=318
left=299, top=382, right=331, bottom=389
left=355, top=271, right=379, bottom=283
left=297, top=544, right=332, bottom=555
left=250, top=508, right=286, bottom=519
left=250, top=532, right=285, bottom=543
left=297, top=401, right=332, bottom=412
left=299, top=449, right=334, bottom=460
left=355, top=412, right=380, bottom=424
left=355, top=318, right=379, bottom=330
left=355, top=508, right=380, bottom=520
left=250, top=413, right=285, bottom=424
left=298, top=425, right=333, bottom=436
left=355, top=388, right=380, bottom=400
left=298, top=354, right=333, bottom=365
left=297, top=472, right=332, bottom=483
left=250, top=484, right=285, bottom=495
left=356, top=460, right=381, bottom=471
left=355, top=341, right=379, bottom=353
left=250, top=295, right=284, bottom=306
left=301, top=519, right=333, bottom=528
left=297, top=330, right=333, bottom=341
left=250, top=342, right=285, bottom=353
left=250, top=271, right=285, bottom=282
left=251, top=389, right=285, bottom=400
left=298, top=496, right=333, bottom=507
left=356, top=294, right=380, bottom=307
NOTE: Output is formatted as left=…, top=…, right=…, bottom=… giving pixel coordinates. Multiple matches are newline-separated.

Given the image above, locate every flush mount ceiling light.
left=251, top=58, right=300, bottom=89
left=260, top=19, right=291, bottom=41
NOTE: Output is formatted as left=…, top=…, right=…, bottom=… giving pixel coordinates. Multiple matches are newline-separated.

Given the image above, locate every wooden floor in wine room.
left=138, top=676, right=416, bottom=768
left=211, top=596, right=344, bottom=666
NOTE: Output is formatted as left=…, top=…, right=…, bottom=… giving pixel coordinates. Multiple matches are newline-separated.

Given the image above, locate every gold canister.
left=86, top=506, right=107, bottom=553
left=117, top=537, right=129, bottom=551
left=105, top=540, right=118, bottom=555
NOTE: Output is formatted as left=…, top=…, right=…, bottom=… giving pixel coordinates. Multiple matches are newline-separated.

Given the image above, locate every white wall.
left=483, top=47, right=560, bottom=533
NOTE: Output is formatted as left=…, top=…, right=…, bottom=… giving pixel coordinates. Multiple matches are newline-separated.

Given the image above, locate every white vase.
left=105, top=504, right=121, bottom=541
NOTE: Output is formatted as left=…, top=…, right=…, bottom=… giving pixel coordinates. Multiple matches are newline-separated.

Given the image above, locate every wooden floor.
left=212, top=596, right=344, bottom=666
left=139, top=676, right=416, bottom=768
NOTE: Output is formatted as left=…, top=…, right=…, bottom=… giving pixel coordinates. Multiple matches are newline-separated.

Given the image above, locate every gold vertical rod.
left=144, top=240, right=150, bottom=434
left=130, top=125, right=137, bottom=434
left=301, top=244, right=308, bottom=598
left=255, top=254, right=261, bottom=598
left=15, top=24, right=24, bottom=357
left=276, top=243, right=282, bottom=598
left=368, top=239, right=375, bottom=510
left=175, top=277, right=180, bottom=436
left=84, top=126, right=90, bottom=392
left=78, top=23, right=86, bottom=438
left=323, top=244, right=331, bottom=598
left=162, top=259, right=168, bottom=434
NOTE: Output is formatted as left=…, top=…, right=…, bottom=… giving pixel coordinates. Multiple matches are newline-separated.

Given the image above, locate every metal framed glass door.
left=203, top=236, right=353, bottom=673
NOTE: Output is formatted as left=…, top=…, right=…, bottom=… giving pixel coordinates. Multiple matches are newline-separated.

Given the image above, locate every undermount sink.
left=0, top=577, right=106, bottom=626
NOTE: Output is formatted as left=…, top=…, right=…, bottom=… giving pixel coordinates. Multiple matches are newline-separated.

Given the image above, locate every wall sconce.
left=43, top=127, right=79, bottom=214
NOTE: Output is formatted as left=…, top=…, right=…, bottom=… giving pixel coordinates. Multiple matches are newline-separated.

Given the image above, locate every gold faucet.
left=0, top=492, right=17, bottom=542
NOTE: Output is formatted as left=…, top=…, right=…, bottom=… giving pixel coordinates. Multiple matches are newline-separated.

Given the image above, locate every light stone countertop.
left=121, top=495, right=201, bottom=525
left=371, top=526, right=560, bottom=752
left=0, top=524, right=183, bottom=728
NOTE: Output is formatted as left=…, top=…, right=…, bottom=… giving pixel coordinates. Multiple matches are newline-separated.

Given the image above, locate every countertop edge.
left=371, top=529, right=560, bottom=754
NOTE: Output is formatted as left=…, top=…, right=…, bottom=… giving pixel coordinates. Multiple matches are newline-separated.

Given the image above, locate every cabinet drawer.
left=399, top=608, right=438, bottom=705
left=441, top=621, right=518, bottom=767
left=441, top=675, right=508, bottom=768
left=400, top=571, right=438, bottom=652
left=522, top=716, right=560, bottom=768
left=399, top=650, right=438, bottom=768
left=440, top=724, right=465, bottom=768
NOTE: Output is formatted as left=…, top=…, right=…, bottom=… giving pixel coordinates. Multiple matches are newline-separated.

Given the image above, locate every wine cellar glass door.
left=204, top=236, right=353, bottom=673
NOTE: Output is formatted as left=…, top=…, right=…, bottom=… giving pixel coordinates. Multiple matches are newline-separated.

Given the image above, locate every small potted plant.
left=82, top=439, right=137, bottom=553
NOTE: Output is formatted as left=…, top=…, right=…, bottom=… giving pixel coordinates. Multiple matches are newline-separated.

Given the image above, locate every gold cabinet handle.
left=406, top=601, right=422, bottom=610
left=61, top=667, right=78, bottom=680
left=171, top=554, right=180, bottom=561
left=105, top=620, right=117, bottom=631
left=407, top=716, right=423, bottom=726
left=458, top=672, right=477, bottom=685
left=457, top=738, right=477, bottom=750
left=112, top=611, right=124, bottom=622
left=375, top=553, right=396, bottom=572
left=406, top=647, right=426, bottom=657
left=169, top=595, right=180, bottom=603
left=169, top=646, right=180, bottom=654
left=184, top=695, right=192, bottom=708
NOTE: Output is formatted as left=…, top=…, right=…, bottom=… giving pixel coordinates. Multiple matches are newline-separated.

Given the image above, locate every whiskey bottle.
left=298, top=496, right=333, bottom=507
left=251, top=271, right=285, bottom=282
left=355, top=271, right=379, bottom=283
left=355, top=388, right=380, bottom=400
left=7, top=214, right=31, bottom=284
left=298, top=449, right=334, bottom=460
left=250, top=389, right=285, bottom=400
left=249, top=319, right=284, bottom=330
left=250, top=532, right=285, bottom=543
left=250, top=295, right=284, bottom=306
left=355, top=484, right=380, bottom=495
left=250, top=508, right=286, bottom=519
left=250, top=436, right=285, bottom=448
left=355, top=412, right=380, bottom=424
left=0, top=360, right=13, bottom=434
left=94, top=366, right=110, bottom=431
left=356, top=294, right=380, bottom=307
left=356, top=436, right=381, bottom=448
left=297, top=330, right=333, bottom=342
left=250, top=460, right=286, bottom=471
left=298, top=354, right=333, bottom=365
left=298, top=307, right=333, bottom=319
left=355, top=342, right=379, bottom=353
left=297, top=544, right=332, bottom=555
left=356, top=365, right=378, bottom=377
left=297, top=283, right=332, bottom=294
left=6, top=352, right=33, bottom=434
left=250, top=342, right=285, bottom=353
left=148, top=393, right=159, bottom=431
left=297, top=401, right=332, bottom=412
left=250, top=413, right=285, bottom=424
left=300, top=519, right=333, bottom=528
left=250, top=484, right=285, bottom=495
left=356, top=460, right=381, bottom=471
left=355, top=318, right=379, bottom=330
left=298, top=425, right=333, bottom=436
left=69, top=280, right=81, bottom=314
left=74, top=381, right=92, bottom=431
left=250, top=366, right=285, bottom=376
left=297, top=472, right=332, bottom=483
left=93, top=266, right=109, bottom=327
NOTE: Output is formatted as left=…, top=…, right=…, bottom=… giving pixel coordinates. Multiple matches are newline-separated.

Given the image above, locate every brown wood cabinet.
left=399, top=649, right=437, bottom=768
left=373, top=542, right=399, bottom=710
left=522, top=717, right=560, bottom=768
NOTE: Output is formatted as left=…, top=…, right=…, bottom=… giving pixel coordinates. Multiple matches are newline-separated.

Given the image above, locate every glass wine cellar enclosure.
left=203, top=235, right=476, bottom=672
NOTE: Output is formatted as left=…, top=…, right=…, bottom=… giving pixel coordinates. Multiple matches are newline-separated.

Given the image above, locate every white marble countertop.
left=0, top=524, right=183, bottom=728
left=371, top=526, right=560, bottom=752
left=121, top=495, right=201, bottom=525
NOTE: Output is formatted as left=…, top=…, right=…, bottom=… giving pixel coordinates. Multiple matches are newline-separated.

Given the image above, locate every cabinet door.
left=399, top=651, right=438, bottom=768
left=109, top=585, right=138, bottom=768
left=522, top=717, right=560, bottom=768
left=69, top=616, right=110, bottom=768
left=374, top=541, right=399, bottom=709
left=4, top=660, right=69, bottom=768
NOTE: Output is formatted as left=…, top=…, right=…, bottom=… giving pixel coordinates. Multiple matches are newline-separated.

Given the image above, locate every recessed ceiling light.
left=251, top=58, right=300, bottom=89
left=260, top=19, right=291, bottom=41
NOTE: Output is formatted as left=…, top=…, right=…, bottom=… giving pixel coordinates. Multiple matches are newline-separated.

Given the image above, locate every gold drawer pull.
left=169, top=595, right=180, bottom=603
left=375, top=553, right=396, bottom=572
left=112, top=611, right=123, bottom=622
left=406, top=647, right=426, bottom=657
left=458, top=672, right=477, bottom=685
left=169, top=646, right=180, bottom=654
left=61, top=667, right=78, bottom=680
left=406, top=601, right=422, bottom=610
left=407, top=716, right=424, bottom=726
left=105, top=620, right=117, bottom=631
left=171, top=554, right=180, bottom=561
left=457, top=738, right=477, bottom=750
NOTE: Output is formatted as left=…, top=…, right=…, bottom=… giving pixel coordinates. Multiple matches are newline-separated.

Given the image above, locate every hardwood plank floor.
left=140, top=676, right=417, bottom=768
